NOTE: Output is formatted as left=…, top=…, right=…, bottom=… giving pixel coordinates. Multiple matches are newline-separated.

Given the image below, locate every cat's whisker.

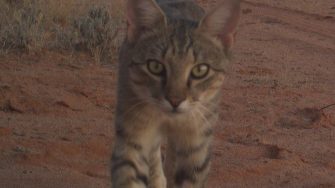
left=194, top=108, right=211, bottom=127
left=122, top=101, right=148, bottom=118
left=201, top=101, right=226, bottom=115
left=197, top=103, right=216, bottom=117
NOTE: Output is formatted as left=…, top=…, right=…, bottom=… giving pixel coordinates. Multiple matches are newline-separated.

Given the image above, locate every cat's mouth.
left=170, top=107, right=184, bottom=114
left=160, top=105, right=185, bottom=115
left=151, top=97, right=195, bottom=116
left=159, top=99, right=190, bottom=115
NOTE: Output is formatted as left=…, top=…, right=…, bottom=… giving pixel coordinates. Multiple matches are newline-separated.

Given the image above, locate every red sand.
left=1, top=0, right=335, bottom=187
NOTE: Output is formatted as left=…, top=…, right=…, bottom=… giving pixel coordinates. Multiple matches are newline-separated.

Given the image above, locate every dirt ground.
left=1, top=0, right=335, bottom=187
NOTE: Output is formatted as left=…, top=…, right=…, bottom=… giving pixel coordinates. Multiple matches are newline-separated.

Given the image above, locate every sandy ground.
left=1, top=0, right=335, bottom=187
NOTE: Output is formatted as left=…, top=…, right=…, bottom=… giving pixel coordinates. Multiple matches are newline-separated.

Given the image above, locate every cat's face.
left=124, top=0, right=241, bottom=114
left=129, top=26, right=227, bottom=114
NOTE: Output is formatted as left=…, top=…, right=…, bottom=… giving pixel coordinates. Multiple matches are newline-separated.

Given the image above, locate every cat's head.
left=123, top=0, right=241, bottom=114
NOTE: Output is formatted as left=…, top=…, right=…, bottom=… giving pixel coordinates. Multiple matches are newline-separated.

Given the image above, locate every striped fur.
left=111, top=0, right=241, bottom=187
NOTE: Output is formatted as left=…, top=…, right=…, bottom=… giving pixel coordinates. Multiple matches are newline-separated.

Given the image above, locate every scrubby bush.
left=72, top=6, right=120, bottom=63
left=0, top=0, right=124, bottom=63
left=0, top=0, right=46, bottom=52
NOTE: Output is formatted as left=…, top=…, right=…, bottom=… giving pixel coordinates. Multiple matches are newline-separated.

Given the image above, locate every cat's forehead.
left=157, top=0, right=205, bottom=22
left=166, top=21, right=198, bottom=51
left=137, top=24, right=221, bottom=61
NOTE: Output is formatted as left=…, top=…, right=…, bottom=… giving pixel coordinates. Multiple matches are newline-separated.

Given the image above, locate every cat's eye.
left=191, top=64, right=210, bottom=79
left=147, top=60, right=165, bottom=76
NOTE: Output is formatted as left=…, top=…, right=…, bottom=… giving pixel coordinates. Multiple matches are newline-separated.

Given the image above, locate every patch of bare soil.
left=1, top=0, right=335, bottom=187
left=0, top=52, right=116, bottom=188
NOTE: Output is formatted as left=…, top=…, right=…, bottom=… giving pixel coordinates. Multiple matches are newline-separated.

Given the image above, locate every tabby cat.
left=111, top=0, right=241, bottom=187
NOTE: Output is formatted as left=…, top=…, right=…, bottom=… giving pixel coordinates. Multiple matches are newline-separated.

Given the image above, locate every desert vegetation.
left=0, top=0, right=124, bottom=63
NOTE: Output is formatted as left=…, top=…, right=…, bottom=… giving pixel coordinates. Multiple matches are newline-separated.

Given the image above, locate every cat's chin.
left=161, top=106, right=192, bottom=117
left=169, top=108, right=186, bottom=115
left=158, top=101, right=191, bottom=116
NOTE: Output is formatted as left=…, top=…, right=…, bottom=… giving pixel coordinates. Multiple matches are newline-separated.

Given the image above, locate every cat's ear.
left=126, top=0, right=167, bottom=42
left=198, top=0, right=241, bottom=51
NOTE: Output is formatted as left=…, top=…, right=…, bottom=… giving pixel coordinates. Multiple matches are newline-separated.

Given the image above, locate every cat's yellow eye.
left=191, top=64, right=209, bottom=79
left=147, top=60, right=165, bottom=76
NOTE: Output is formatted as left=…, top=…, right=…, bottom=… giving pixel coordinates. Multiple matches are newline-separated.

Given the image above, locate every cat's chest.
left=165, top=113, right=207, bottom=129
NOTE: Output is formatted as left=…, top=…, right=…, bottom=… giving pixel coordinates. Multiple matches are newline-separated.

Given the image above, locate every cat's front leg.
left=111, top=110, right=163, bottom=188
left=149, top=147, right=167, bottom=188
left=173, top=138, right=212, bottom=188
left=166, top=114, right=216, bottom=188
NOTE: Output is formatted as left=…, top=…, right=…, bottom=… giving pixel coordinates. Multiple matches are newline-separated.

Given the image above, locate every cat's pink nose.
left=166, top=96, right=185, bottom=109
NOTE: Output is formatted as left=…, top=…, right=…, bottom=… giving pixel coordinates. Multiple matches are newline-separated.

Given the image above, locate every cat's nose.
left=166, top=96, right=185, bottom=109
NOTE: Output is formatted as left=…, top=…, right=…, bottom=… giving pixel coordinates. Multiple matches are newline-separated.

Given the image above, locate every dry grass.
left=0, top=0, right=125, bottom=63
